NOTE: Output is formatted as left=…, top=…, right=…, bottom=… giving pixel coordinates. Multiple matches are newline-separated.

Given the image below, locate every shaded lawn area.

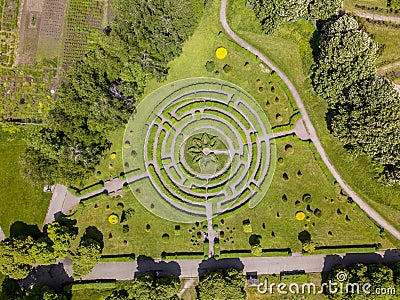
left=0, top=130, right=51, bottom=236
left=226, top=0, right=400, bottom=242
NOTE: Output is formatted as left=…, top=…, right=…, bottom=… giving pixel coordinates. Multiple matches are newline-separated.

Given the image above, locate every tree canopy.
left=22, top=0, right=205, bottom=186
left=196, top=268, right=246, bottom=300
left=312, top=14, right=400, bottom=184
left=249, top=0, right=342, bottom=34
left=105, top=273, right=180, bottom=300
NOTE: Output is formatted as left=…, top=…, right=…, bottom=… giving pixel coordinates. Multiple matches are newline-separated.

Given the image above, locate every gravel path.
left=220, top=0, right=400, bottom=240
left=378, top=61, right=400, bottom=74
left=354, top=11, right=400, bottom=23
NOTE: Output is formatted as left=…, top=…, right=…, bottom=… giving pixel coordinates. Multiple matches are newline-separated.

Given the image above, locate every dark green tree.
left=196, top=268, right=246, bottom=300
left=72, top=238, right=102, bottom=279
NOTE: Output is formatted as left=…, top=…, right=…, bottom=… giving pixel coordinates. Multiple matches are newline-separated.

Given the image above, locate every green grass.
left=226, top=0, right=400, bottom=239
left=0, top=128, right=51, bottom=236
left=36, top=37, right=62, bottom=63
left=344, top=0, right=388, bottom=10
left=72, top=193, right=204, bottom=257
left=216, top=137, right=392, bottom=253
left=142, top=0, right=297, bottom=131
left=363, top=21, right=400, bottom=67
left=70, top=288, right=113, bottom=300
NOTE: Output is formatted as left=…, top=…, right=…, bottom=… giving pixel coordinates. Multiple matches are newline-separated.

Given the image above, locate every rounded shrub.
left=110, top=152, right=117, bottom=159
left=223, top=64, right=232, bottom=73
left=215, top=47, right=228, bottom=59
left=302, top=194, right=312, bottom=203
left=108, top=214, right=119, bottom=224
left=205, top=61, right=215, bottom=72
left=285, top=144, right=294, bottom=154
left=295, top=211, right=306, bottom=221
left=124, top=140, right=131, bottom=148
left=145, top=224, right=151, bottom=232
left=162, top=233, right=170, bottom=243
left=314, top=208, right=322, bottom=218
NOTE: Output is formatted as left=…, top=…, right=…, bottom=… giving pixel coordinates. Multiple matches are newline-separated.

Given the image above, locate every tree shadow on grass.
left=82, top=226, right=104, bottom=250
left=9, top=221, right=41, bottom=239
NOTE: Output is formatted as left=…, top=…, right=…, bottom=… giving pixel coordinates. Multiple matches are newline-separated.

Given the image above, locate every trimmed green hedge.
left=219, top=248, right=291, bottom=258
left=312, top=244, right=379, bottom=255
left=100, top=255, right=135, bottom=262
left=79, top=181, right=105, bottom=195
left=67, top=281, right=116, bottom=291
left=161, top=251, right=204, bottom=260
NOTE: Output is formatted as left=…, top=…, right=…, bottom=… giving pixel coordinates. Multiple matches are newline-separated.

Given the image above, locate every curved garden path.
left=353, top=11, right=400, bottom=23
left=378, top=61, right=400, bottom=73
left=220, top=0, right=400, bottom=240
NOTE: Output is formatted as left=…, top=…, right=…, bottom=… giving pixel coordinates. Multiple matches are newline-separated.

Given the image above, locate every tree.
left=22, top=0, right=206, bottom=186
left=196, top=268, right=246, bottom=300
left=106, top=274, right=180, bottom=299
left=308, top=0, right=342, bottom=20
left=47, top=222, right=77, bottom=259
left=0, top=279, right=67, bottom=300
left=312, top=14, right=379, bottom=102
left=72, top=238, right=102, bottom=279
left=249, top=0, right=342, bottom=34
left=0, top=237, right=35, bottom=279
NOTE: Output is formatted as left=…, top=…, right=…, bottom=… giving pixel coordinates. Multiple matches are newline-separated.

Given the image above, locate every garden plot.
left=0, top=0, right=19, bottom=67
left=0, top=68, right=56, bottom=121
left=61, top=0, right=104, bottom=67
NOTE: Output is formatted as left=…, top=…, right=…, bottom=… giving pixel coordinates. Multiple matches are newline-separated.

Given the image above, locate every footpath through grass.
left=0, top=128, right=51, bottom=236
left=226, top=0, right=400, bottom=238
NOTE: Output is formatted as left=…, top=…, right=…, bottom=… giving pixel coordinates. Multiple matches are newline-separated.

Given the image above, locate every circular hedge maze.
left=123, top=78, right=276, bottom=223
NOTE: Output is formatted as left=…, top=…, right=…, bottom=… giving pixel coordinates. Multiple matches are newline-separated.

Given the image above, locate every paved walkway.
left=44, top=184, right=68, bottom=226
left=354, top=11, right=400, bottom=23
left=79, top=249, right=400, bottom=281
left=0, top=226, right=5, bottom=241
left=220, top=0, right=400, bottom=240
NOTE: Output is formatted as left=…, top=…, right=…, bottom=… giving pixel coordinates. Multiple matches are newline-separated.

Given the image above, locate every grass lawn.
left=72, top=192, right=205, bottom=257
left=226, top=0, right=400, bottom=241
left=69, top=0, right=398, bottom=258
left=0, top=128, right=51, bottom=236
left=70, top=288, right=113, bottom=300
left=344, top=0, right=388, bottom=10
left=216, top=137, right=392, bottom=253
left=362, top=21, right=400, bottom=67
left=142, top=0, right=298, bottom=131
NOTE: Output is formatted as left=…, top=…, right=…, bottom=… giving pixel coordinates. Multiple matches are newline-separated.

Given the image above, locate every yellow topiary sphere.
left=110, top=152, right=117, bottom=159
left=216, top=47, right=228, bottom=59
left=108, top=214, right=119, bottom=224
left=295, top=211, right=306, bottom=221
